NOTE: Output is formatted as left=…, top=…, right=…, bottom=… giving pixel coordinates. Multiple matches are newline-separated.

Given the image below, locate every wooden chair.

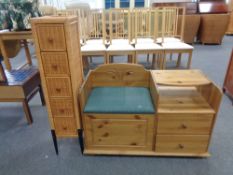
left=155, top=7, right=185, bottom=43
left=132, top=8, right=164, bottom=68
left=81, top=9, right=107, bottom=66
left=106, top=9, right=135, bottom=63
left=0, top=62, right=45, bottom=124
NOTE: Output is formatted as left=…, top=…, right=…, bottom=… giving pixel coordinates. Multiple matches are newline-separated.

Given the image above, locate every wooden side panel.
left=65, top=20, right=84, bottom=129
left=157, top=114, right=213, bottom=135
left=84, top=114, right=155, bottom=151
left=223, top=49, right=233, bottom=99
left=156, top=135, right=209, bottom=154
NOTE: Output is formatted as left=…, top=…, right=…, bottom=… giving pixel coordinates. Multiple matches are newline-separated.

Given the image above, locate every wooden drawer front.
left=46, top=77, right=72, bottom=97
left=156, top=135, right=209, bottom=154
left=157, top=114, right=213, bottom=135
left=54, top=118, right=77, bottom=136
left=50, top=98, right=74, bottom=118
left=37, top=25, right=66, bottom=51
left=84, top=114, right=154, bottom=150
left=41, top=52, right=70, bottom=75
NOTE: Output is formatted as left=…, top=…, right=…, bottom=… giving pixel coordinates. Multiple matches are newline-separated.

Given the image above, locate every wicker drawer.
left=54, top=118, right=77, bottom=136
left=41, top=52, right=70, bottom=75
left=50, top=98, right=74, bottom=118
left=46, top=77, right=72, bottom=97
left=157, top=114, right=213, bottom=135
left=36, top=24, right=66, bottom=51
left=156, top=135, right=209, bottom=154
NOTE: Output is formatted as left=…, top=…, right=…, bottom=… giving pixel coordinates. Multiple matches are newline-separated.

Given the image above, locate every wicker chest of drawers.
left=31, top=16, right=83, bottom=138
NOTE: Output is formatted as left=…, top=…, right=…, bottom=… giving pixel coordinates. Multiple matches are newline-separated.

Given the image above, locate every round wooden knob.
left=63, top=126, right=67, bottom=130
left=181, top=124, right=187, bottom=129
left=60, top=109, right=65, bottom=113
left=48, top=37, right=54, bottom=44
left=52, top=65, right=58, bottom=70
left=178, top=144, right=184, bottom=149
left=55, top=88, right=61, bottom=93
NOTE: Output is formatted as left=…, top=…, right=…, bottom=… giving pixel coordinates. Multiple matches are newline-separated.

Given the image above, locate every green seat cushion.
left=84, top=87, right=155, bottom=114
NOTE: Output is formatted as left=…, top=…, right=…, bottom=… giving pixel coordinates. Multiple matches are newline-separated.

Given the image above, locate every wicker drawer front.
left=157, top=114, right=213, bottom=135
left=50, top=98, right=74, bottom=117
left=156, top=135, right=209, bottom=154
left=54, top=118, right=77, bottom=136
left=41, top=52, right=70, bottom=75
left=37, top=25, right=66, bottom=51
left=46, top=77, right=72, bottom=97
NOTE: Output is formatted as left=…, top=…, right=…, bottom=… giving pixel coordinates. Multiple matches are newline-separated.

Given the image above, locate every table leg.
left=22, top=99, right=33, bottom=124
left=176, top=53, right=182, bottom=68
left=0, top=38, right=12, bottom=70
left=187, top=50, right=193, bottom=69
left=147, top=54, right=150, bottom=63
left=23, top=40, right=32, bottom=66
left=152, top=54, right=156, bottom=69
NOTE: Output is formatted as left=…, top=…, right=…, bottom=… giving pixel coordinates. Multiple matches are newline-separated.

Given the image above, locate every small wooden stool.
left=0, top=65, right=45, bottom=124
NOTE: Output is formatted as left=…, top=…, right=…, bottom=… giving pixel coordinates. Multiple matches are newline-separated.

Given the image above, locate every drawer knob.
left=52, top=65, right=58, bottom=70
left=178, top=144, right=184, bottom=149
left=126, top=71, right=133, bottom=75
left=48, top=37, right=54, bottom=44
left=63, top=126, right=67, bottom=130
left=55, top=88, right=61, bottom=93
left=60, top=109, right=65, bottom=113
left=181, top=124, right=187, bottom=129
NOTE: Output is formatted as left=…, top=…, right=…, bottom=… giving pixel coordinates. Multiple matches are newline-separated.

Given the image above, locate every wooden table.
left=0, top=30, right=33, bottom=70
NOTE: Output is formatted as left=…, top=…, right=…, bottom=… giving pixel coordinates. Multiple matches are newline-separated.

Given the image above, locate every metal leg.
left=22, top=99, right=33, bottom=124
left=78, top=129, right=84, bottom=154
left=39, top=85, right=45, bottom=106
left=51, top=130, right=59, bottom=155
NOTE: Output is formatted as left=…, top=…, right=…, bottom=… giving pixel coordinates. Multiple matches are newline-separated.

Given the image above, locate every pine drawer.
left=157, top=114, right=213, bottom=135
left=36, top=24, right=66, bottom=51
left=50, top=98, right=74, bottom=118
left=46, top=77, right=72, bottom=97
left=156, top=135, right=209, bottom=154
left=41, top=52, right=70, bottom=75
left=54, top=117, right=77, bottom=137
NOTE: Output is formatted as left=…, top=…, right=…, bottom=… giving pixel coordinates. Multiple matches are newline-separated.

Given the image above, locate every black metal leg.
left=51, top=130, right=59, bottom=155
left=78, top=129, right=84, bottom=154
left=39, top=85, right=45, bottom=106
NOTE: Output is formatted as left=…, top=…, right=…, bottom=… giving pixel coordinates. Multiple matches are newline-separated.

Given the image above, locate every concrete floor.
left=0, top=36, right=233, bottom=175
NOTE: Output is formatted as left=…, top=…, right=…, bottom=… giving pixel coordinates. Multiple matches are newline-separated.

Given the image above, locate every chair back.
left=131, top=8, right=153, bottom=43
left=107, top=9, right=131, bottom=44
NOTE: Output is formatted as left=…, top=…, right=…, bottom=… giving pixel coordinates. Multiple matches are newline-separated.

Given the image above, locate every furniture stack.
left=153, top=1, right=230, bottom=44
left=68, top=7, right=193, bottom=69
left=31, top=16, right=84, bottom=153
